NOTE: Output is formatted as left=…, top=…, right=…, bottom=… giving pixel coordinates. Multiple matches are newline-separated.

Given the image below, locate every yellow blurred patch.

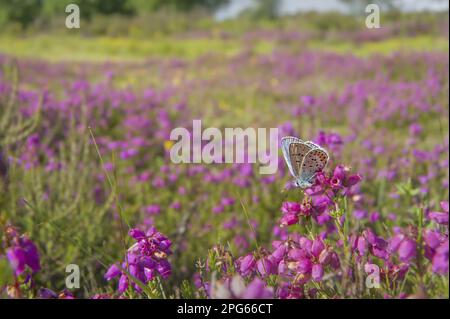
left=271, top=78, right=279, bottom=87
left=164, top=140, right=174, bottom=151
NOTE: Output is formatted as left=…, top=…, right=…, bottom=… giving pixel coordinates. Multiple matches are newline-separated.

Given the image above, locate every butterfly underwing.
left=281, top=136, right=329, bottom=188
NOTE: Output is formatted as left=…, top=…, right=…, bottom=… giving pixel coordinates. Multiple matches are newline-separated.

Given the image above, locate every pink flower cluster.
left=3, top=226, right=40, bottom=277
left=105, top=226, right=172, bottom=294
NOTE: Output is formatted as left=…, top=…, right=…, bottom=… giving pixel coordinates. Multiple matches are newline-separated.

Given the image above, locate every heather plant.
left=0, top=12, right=448, bottom=299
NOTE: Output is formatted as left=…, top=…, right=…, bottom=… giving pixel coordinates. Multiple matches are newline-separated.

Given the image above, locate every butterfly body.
left=294, top=179, right=313, bottom=189
left=281, top=136, right=329, bottom=188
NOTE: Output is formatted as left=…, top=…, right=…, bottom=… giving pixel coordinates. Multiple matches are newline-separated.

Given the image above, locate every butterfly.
left=281, top=136, right=329, bottom=188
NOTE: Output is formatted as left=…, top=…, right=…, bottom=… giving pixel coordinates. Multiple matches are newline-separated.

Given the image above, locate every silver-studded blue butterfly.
left=281, top=136, right=329, bottom=188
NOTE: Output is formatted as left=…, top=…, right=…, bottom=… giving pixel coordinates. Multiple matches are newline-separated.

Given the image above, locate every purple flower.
left=91, top=293, right=113, bottom=299
left=353, top=209, right=367, bottom=220
left=129, top=228, right=146, bottom=240
left=145, top=204, right=161, bottom=215
left=241, top=277, right=273, bottom=299
left=170, top=201, right=181, bottom=210
left=346, top=174, right=363, bottom=187
left=320, top=165, right=362, bottom=193
left=105, top=263, right=121, bottom=281
left=363, top=229, right=389, bottom=260
left=238, top=254, right=256, bottom=276
left=441, top=201, right=449, bottom=213
left=152, top=176, right=166, bottom=188
left=318, top=249, right=332, bottom=265
left=389, top=234, right=405, bottom=253
left=212, top=204, right=224, bottom=214
left=5, top=229, right=40, bottom=277
left=428, top=201, right=449, bottom=225
left=271, top=244, right=287, bottom=263
left=281, top=202, right=301, bottom=214
left=370, top=212, right=381, bottom=223
left=314, top=131, right=343, bottom=153
left=221, top=197, right=235, bottom=206
left=120, top=148, right=138, bottom=160
left=432, top=240, right=448, bottom=275
left=212, top=276, right=273, bottom=299
left=331, top=165, right=345, bottom=187
left=311, top=239, right=325, bottom=258
left=409, top=123, right=423, bottom=136
left=301, top=95, right=315, bottom=106
left=118, top=274, right=128, bottom=293
left=357, top=236, right=368, bottom=256
left=38, top=288, right=58, bottom=299
left=296, top=258, right=312, bottom=274
left=312, top=264, right=324, bottom=281
left=398, top=239, right=416, bottom=262
left=257, top=257, right=277, bottom=276
left=279, top=212, right=299, bottom=227
left=423, top=230, right=442, bottom=250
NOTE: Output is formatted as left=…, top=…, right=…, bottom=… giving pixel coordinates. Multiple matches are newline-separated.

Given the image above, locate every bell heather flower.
left=311, top=264, right=324, bottom=281
left=212, top=204, right=224, bottom=214
left=409, top=123, right=423, bottom=137
left=145, top=204, right=161, bottom=215
left=398, top=239, right=417, bottom=263
left=423, top=229, right=443, bottom=252
left=221, top=197, right=235, bottom=206
left=256, top=256, right=277, bottom=277
left=38, top=288, right=58, bottom=299
left=211, top=275, right=273, bottom=299
left=428, top=201, right=449, bottom=225
left=105, top=226, right=172, bottom=294
left=237, top=254, right=256, bottom=277
left=314, top=131, right=343, bottom=153
left=381, top=262, right=410, bottom=283
left=363, top=229, right=389, bottom=260
left=38, top=288, right=76, bottom=299
left=423, top=227, right=449, bottom=275
left=280, top=201, right=311, bottom=226
left=240, top=277, right=273, bottom=298
left=432, top=239, right=449, bottom=275
left=329, top=165, right=363, bottom=191
left=279, top=202, right=301, bottom=226
left=169, top=201, right=181, bottom=210
left=388, top=233, right=417, bottom=263
left=4, top=226, right=40, bottom=277
left=353, top=209, right=367, bottom=220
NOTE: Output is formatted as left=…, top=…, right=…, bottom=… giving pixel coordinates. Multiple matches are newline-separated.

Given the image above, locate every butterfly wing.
left=289, top=142, right=313, bottom=178
left=281, top=136, right=302, bottom=178
left=281, top=136, right=311, bottom=178
left=299, top=148, right=329, bottom=184
left=305, top=141, right=321, bottom=150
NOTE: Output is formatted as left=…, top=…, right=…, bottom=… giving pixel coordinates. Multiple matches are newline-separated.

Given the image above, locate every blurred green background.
left=0, top=0, right=448, bottom=62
